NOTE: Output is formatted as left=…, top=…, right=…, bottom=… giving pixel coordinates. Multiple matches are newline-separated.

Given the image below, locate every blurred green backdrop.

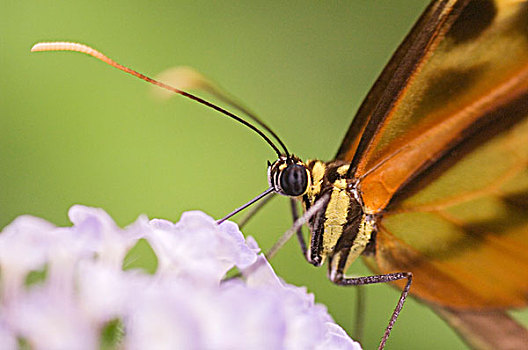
left=2, top=1, right=526, bottom=349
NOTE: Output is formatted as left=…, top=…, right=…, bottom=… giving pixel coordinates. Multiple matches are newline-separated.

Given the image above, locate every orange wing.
left=370, top=113, right=528, bottom=308
left=337, top=0, right=528, bottom=214
left=346, top=0, right=528, bottom=309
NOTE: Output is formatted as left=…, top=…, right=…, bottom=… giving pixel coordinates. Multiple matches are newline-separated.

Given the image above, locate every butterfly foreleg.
left=289, top=198, right=308, bottom=257
left=265, top=193, right=330, bottom=260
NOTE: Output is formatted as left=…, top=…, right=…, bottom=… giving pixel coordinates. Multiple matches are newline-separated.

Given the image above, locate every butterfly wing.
left=338, top=0, right=528, bottom=213
left=337, top=0, right=528, bottom=309
left=369, top=114, right=528, bottom=307
left=432, top=307, right=528, bottom=349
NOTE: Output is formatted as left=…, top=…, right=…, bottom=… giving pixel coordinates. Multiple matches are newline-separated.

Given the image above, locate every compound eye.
left=280, top=164, right=308, bottom=196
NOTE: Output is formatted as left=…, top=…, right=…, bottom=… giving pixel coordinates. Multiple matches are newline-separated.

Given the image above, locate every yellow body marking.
left=322, top=184, right=349, bottom=259
left=344, top=215, right=374, bottom=274
left=337, top=164, right=349, bottom=176
left=306, top=160, right=325, bottom=200
left=304, top=161, right=370, bottom=272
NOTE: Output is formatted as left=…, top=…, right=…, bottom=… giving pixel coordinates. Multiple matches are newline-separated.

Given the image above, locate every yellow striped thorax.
left=268, top=157, right=376, bottom=280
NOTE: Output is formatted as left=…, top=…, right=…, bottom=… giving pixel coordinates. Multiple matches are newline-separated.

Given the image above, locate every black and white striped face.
left=267, top=155, right=311, bottom=197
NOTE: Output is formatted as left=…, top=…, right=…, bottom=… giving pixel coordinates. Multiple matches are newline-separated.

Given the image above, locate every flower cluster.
left=0, top=206, right=360, bottom=349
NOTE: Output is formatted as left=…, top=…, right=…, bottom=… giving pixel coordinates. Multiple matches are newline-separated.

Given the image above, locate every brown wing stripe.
left=388, top=91, right=528, bottom=209
left=447, top=0, right=497, bottom=44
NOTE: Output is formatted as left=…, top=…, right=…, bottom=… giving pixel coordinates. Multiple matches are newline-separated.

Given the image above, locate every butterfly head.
left=268, top=155, right=311, bottom=197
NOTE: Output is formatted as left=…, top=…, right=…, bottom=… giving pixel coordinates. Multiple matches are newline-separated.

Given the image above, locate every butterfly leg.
left=266, top=193, right=330, bottom=261
left=353, top=285, right=366, bottom=342
left=289, top=198, right=308, bottom=257
left=332, top=271, right=413, bottom=350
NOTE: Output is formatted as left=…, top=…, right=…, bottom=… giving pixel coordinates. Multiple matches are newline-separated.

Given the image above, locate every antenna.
left=31, top=41, right=286, bottom=157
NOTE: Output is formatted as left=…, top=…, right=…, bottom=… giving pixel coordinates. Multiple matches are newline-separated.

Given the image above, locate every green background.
left=2, top=1, right=526, bottom=349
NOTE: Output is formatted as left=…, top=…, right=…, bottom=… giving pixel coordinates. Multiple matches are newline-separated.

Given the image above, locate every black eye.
left=280, top=164, right=308, bottom=196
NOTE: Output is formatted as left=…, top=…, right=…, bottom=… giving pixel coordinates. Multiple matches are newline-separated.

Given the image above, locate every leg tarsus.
left=334, top=272, right=413, bottom=350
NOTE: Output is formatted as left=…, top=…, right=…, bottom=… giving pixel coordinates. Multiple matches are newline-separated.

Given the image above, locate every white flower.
left=0, top=205, right=361, bottom=350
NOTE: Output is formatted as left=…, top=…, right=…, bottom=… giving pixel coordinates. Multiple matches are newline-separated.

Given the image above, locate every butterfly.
left=31, top=0, right=528, bottom=348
